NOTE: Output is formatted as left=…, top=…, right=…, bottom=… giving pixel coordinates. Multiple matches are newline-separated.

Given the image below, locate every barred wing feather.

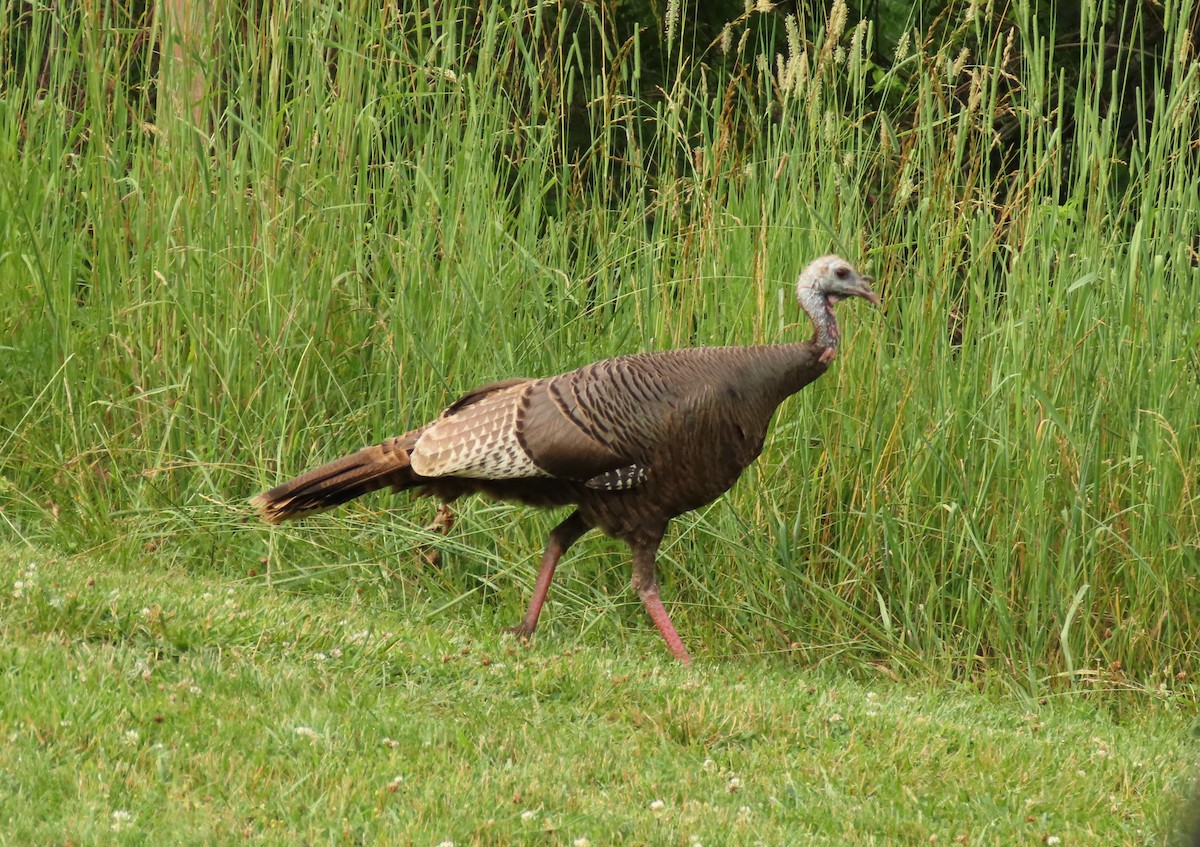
left=410, top=353, right=702, bottom=487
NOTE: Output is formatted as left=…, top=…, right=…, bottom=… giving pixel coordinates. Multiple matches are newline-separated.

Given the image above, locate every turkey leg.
left=510, top=511, right=589, bottom=639
left=418, top=503, right=456, bottom=566
left=631, top=536, right=693, bottom=664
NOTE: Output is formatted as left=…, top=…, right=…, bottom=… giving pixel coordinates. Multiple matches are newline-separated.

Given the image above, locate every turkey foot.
left=508, top=621, right=535, bottom=641
left=418, top=503, right=455, bottom=566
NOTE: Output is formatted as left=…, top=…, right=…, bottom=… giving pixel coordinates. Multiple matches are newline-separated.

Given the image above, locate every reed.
left=2, top=1, right=1197, bottom=689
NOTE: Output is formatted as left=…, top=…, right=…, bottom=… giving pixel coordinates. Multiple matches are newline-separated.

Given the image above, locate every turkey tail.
left=251, top=433, right=423, bottom=524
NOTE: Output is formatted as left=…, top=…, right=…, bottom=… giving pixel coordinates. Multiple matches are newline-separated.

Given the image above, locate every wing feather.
left=410, top=350, right=724, bottom=487
left=411, top=382, right=551, bottom=479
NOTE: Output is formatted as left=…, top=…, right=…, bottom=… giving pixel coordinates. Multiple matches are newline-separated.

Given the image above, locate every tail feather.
left=252, top=432, right=423, bottom=524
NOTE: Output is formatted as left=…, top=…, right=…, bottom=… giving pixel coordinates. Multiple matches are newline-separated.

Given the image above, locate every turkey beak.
left=855, top=276, right=881, bottom=305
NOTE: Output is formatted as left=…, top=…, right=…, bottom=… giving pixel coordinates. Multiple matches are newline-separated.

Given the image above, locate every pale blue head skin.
left=795, top=254, right=879, bottom=363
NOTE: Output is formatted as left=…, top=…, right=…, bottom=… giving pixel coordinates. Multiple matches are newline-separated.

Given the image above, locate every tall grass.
left=1, top=1, right=1197, bottom=690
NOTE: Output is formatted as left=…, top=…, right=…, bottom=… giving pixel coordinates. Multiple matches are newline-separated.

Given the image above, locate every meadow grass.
left=2, top=542, right=1196, bottom=845
left=1, top=1, right=1198, bottom=692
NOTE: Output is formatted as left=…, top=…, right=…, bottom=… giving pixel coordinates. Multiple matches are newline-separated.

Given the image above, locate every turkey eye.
left=834, top=266, right=850, bottom=280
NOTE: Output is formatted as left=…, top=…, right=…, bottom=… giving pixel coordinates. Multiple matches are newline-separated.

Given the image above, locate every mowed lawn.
left=1, top=544, right=1194, bottom=846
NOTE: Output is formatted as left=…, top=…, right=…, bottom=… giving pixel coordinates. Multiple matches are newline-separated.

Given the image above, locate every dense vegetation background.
left=2, top=0, right=1198, bottom=692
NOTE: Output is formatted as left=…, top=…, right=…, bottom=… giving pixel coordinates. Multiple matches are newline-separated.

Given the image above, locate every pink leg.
left=630, top=533, right=692, bottom=664
left=511, top=512, right=588, bottom=640
left=638, top=586, right=692, bottom=664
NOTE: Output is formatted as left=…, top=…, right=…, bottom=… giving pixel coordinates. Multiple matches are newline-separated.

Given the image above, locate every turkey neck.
left=760, top=342, right=829, bottom=400
left=800, top=290, right=838, bottom=352
left=708, top=343, right=829, bottom=411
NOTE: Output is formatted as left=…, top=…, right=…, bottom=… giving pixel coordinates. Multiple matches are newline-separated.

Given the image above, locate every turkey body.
left=253, top=254, right=878, bottom=663
left=415, top=343, right=826, bottom=536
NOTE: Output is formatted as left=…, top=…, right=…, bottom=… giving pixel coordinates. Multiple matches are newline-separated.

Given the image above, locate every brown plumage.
left=252, top=255, right=879, bottom=662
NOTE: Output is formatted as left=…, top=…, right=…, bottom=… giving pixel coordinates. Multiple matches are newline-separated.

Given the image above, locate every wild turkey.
left=252, top=254, right=878, bottom=663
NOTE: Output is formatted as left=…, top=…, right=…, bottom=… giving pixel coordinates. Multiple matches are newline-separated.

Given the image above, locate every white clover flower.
left=520, top=810, right=536, bottom=823
left=294, top=726, right=318, bottom=740
left=727, top=776, right=742, bottom=792
left=650, top=799, right=666, bottom=813
left=110, top=810, right=133, bottom=831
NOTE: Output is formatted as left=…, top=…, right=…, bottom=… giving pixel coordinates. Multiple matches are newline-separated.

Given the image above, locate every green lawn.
left=2, top=543, right=1194, bottom=845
